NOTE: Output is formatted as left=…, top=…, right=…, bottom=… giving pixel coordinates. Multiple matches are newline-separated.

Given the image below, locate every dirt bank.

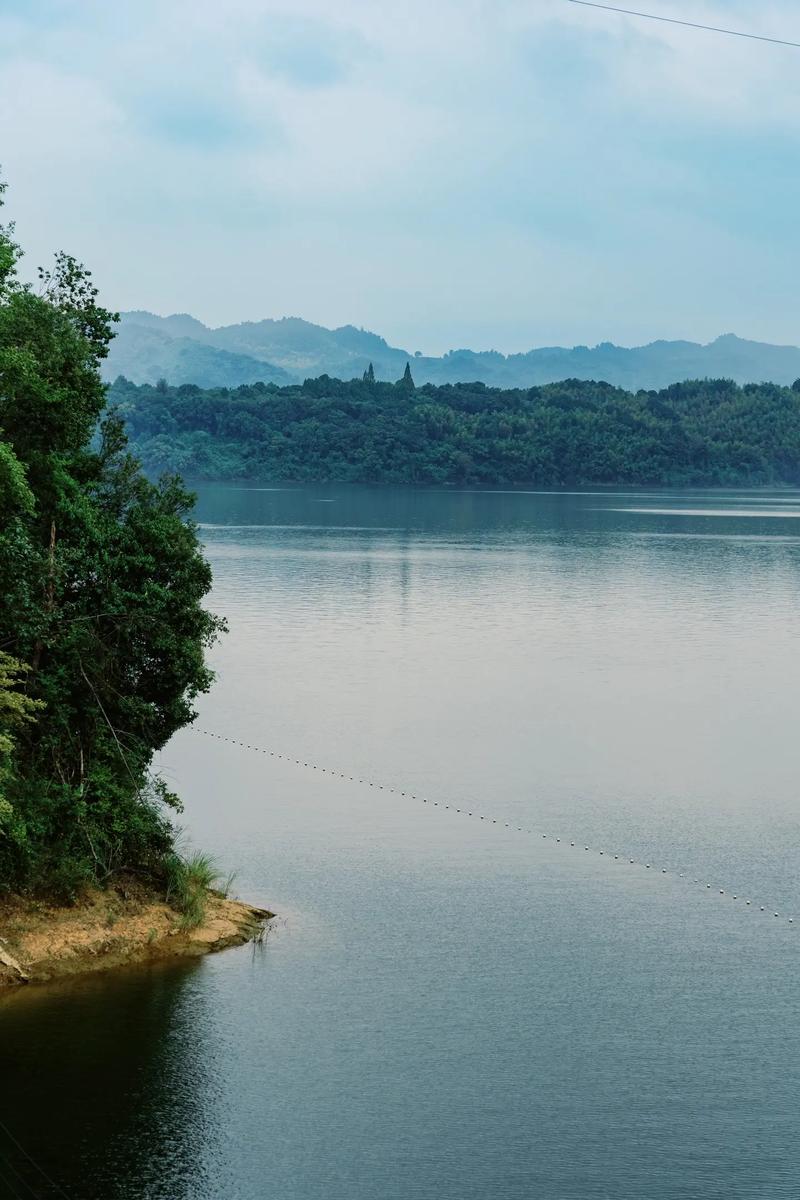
left=0, top=887, right=272, bottom=987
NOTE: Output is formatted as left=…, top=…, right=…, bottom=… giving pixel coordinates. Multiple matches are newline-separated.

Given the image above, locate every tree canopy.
left=0, top=184, right=222, bottom=897
left=110, top=371, right=800, bottom=487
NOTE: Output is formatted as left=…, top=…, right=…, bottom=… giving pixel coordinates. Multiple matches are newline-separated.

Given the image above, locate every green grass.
left=164, top=849, right=233, bottom=930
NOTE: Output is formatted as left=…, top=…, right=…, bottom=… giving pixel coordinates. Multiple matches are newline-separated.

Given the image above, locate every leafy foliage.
left=112, top=373, right=800, bottom=487
left=0, top=653, right=43, bottom=832
left=0, top=188, right=222, bottom=897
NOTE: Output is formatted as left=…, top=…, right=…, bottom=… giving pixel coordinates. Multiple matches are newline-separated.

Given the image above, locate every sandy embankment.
left=0, top=887, right=272, bottom=986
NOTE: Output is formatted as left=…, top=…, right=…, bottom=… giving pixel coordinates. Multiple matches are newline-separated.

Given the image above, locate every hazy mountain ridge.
left=107, top=316, right=293, bottom=387
left=107, top=312, right=800, bottom=391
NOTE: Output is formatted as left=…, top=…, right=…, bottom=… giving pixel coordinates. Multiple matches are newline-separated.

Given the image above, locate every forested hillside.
left=111, top=371, right=800, bottom=486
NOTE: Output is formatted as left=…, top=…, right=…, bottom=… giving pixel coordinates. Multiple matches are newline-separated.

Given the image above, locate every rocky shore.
left=0, top=888, right=272, bottom=987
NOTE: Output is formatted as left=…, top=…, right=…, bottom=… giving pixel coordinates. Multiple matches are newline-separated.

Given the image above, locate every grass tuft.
left=164, top=849, right=228, bottom=930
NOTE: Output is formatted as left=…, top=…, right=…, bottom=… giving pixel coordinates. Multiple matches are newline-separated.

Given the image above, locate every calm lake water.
left=3, top=485, right=800, bottom=1199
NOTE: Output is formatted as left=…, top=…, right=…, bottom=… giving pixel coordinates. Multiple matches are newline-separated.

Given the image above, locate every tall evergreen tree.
left=397, top=362, right=415, bottom=390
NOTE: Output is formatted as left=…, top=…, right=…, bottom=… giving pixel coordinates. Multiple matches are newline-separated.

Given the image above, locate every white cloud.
left=2, top=0, right=800, bottom=348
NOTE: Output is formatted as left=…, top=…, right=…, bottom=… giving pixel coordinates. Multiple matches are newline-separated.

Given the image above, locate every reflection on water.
left=0, top=961, right=220, bottom=1199
left=4, top=485, right=800, bottom=1199
left=613, top=507, right=800, bottom=517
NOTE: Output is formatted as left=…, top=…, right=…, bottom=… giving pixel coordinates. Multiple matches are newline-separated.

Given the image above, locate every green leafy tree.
left=0, top=653, right=43, bottom=834
left=0, top=183, right=223, bottom=896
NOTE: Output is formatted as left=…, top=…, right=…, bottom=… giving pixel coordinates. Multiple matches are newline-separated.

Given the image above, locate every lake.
left=3, top=485, right=800, bottom=1199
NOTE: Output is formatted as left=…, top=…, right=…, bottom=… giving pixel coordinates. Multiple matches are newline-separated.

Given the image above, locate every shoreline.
left=0, top=888, right=273, bottom=988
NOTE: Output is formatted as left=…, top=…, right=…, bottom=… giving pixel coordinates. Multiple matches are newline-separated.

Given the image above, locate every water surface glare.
left=3, top=485, right=800, bottom=1199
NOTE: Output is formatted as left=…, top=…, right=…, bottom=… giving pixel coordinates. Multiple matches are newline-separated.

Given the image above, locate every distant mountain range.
left=106, top=311, right=800, bottom=391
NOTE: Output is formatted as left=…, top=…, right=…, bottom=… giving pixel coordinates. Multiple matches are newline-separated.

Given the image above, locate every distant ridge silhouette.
left=107, top=311, right=800, bottom=391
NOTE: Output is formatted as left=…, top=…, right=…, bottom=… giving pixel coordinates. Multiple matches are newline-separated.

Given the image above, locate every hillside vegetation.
left=0, top=187, right=221, bottom=899
left=111, top=371, right=800, bottom=486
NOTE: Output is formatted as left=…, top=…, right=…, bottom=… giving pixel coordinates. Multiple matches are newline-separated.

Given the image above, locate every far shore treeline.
left=111, top=371, right=800, bottom=487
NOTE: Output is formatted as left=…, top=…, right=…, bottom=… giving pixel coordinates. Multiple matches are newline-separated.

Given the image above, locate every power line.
left=0, top=1165, right=27, bottom=1200
left=0, top=1156, right=40, bottom=1200
left=0, top=1119, right=71, bottom=1200
left=563, top=1, right=800, bottom=49
left=193, top=728, right=796, bottom=926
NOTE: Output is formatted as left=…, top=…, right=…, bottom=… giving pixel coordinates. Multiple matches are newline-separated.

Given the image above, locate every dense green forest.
left=111, top=370, right=800, bottom=486
left=0, top=187, right=221, bottom=901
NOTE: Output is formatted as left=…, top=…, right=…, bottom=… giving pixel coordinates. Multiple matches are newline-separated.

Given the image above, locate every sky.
left=1, top=0, right=799, bottom=354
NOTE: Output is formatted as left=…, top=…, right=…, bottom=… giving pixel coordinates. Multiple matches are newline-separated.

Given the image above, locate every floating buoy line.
left=192, top=728, right=795, bottom=928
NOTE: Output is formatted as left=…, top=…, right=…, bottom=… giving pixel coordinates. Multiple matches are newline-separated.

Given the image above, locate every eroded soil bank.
left=0, top=887, right=272, bottom=987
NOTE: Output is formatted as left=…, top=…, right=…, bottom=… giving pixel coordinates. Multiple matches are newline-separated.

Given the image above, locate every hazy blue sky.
left=1, top=0, right=799, bottom=353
